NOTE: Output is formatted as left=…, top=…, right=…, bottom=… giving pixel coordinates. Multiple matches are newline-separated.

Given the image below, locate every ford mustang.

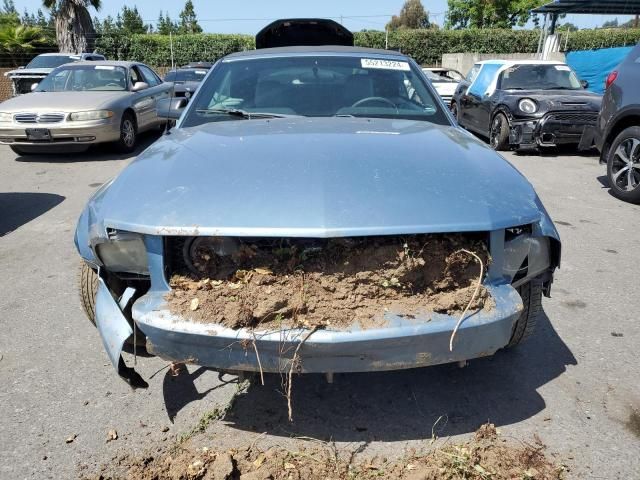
left=74, top=20, right=561, bottom=388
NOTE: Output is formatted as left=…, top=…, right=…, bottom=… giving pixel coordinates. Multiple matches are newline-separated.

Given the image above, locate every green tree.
left=2, top=0, right=16, bottom=15
left=178, top=0, right=201, bottom=34
left=157, top=10, right=178, bottom=35
left=601, top=18, right=619, bottom=29
left=446, top=0, right=546, bottom=29
left=387, top=0, right=431, bottom=30
left=0, top=23, right=49, bottom=65
left=42, top=0, right=101, bottom=53
left=557, top=22, right=578, bottom=32
left=119, top=6, right=146, bottom=34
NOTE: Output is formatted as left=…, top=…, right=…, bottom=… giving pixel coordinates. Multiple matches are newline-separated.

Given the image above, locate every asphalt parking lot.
left=0, top=134, right=638, bottom=479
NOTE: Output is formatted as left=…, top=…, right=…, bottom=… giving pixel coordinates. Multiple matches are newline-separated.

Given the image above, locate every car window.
left=138, top=65, right=161, bottom=86
left=183, top=55, right=449, bottom=127
left=165, top=69, right=208, bottom=82
left=130, top=66, right=142, bottom=87
left=466, top=64, right=480, bottom=83
left=35, top=65, right=127, bottom=92
left=498, top=64, right=581, bottom=90
left=26, top=55, right=79, bottom=69
left=467, top=64, right=502, bottom=97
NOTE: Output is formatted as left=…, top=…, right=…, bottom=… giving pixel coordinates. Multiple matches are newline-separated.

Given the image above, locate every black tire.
left=115, top=112, right=137, bottom=153
left=489, top=112, right=510, bottom=151
left=506, top=280, right=543, bottom=348
left=78, top=261, right=98, bottom=327
left=606, top=126, right=640, bottom=204
left=450, top=101, right=460, bottom=122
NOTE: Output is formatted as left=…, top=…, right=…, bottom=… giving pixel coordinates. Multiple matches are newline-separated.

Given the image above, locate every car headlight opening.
left=96, top=232, right=148, bottom=275
left=518, top=99, right=537, bottom=114
left=69, top=110, right=114, bottom=121
left=0, top=112, right=13, bottom=122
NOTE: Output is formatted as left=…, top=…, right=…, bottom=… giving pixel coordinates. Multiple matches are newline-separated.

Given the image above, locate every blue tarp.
left=566, top=46, right=634, bottom=94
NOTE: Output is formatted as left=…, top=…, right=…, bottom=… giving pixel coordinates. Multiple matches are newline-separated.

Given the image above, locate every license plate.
left=25, top=128, right=51, bottom=141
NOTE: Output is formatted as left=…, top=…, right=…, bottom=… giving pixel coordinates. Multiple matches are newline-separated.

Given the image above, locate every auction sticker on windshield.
left=361, top=59, right=411, bottom=71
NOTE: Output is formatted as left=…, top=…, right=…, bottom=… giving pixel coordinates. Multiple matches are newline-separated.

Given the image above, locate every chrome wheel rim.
left=611, top=138, right=640, bottom=192
left=122, top=119, right=135, bottom=147
left=490, top=116, right=502, bottom=148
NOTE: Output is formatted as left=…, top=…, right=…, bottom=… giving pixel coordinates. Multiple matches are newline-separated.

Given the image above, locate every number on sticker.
left=361, top=59, right=411, bottom=71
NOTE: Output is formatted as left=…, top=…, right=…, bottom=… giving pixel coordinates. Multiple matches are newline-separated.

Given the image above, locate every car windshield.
left=26, top=55, right=79, bottom=69
left=182, top=55, right=449, bottom=127
left=499, top=64, right=582, bottom=90
left=165, top=69, right=208, bottom=82
left=35, top=65, right=128, bottom=92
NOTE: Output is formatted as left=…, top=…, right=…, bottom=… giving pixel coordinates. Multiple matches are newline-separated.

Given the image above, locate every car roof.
left=37, top=52, right=96, bottom=56
left=69, top=60, right=140, bottom=68
left=476, top=59, right=565, bottom=66
left=224, top=45, right=408, bottom=60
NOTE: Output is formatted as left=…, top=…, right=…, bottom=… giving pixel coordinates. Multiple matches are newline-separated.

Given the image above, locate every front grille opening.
left=163, top=233, right=492, bottom=331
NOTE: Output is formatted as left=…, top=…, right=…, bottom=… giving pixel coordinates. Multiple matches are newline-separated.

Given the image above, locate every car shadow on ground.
left=11, top=131, right=163, bottom=164
left=161, top=312, right=576, bottom=441
left=513, top=146, right=599, bottom=158
left=0, top=192, right=65, bottom=236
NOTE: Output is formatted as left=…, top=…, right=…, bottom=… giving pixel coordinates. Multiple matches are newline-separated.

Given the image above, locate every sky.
left=13, top=0, right=636, bottom=33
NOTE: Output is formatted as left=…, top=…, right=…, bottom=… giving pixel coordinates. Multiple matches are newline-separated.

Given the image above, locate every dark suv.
left=595, top=43, right=640, bottom=203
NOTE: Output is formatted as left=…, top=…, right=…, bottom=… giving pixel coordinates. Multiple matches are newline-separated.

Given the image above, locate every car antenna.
left=164, top=30, right=176, bottom=135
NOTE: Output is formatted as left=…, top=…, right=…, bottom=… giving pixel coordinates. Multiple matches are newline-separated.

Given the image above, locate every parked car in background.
left=422, top=67, right=463, bottom=105
left=451, top=60, right=601, bottom=151
left=74, top=19, right=560, bottom=388
left=0, top=61, right=171, bottom=154
left=4, top=52, right=106, bottom=95
left=163, top=62, right=212, bottom=99
left=594, top=44, right=640, bottom=203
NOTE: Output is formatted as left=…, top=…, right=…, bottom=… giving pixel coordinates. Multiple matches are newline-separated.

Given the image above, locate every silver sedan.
left=0, top=61, right=172, bottom=154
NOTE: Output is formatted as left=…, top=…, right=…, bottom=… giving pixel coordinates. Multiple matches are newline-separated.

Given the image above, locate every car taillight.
left=605, top=70, right=618, bottom=89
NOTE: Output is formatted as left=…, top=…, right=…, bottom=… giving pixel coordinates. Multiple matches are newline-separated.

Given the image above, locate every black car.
left=594, top=44, right=640, bottom=203
left=451, top=60, right=601, bottom=151
left=163, top=64, right=211, bottom=98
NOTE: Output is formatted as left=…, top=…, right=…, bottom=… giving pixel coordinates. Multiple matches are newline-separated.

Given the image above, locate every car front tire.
left=606, top=126, right=640, bottom=203
left=506, top=280, right=542, bottom=348
left=78, top=261, right=98, bottom=326
left=490, top=112, right=510, bottom=151
left=115, top=112, right=137, bottom=153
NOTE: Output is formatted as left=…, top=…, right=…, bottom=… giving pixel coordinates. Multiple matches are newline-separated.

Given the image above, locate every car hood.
left=90, top=117, right=543, bottom=237
left=0, top=91, right=127, bottom=112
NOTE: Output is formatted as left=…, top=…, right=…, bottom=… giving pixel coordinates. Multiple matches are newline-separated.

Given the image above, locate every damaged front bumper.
left=92, top=225, right=559, bottom=386
left=509, top=111, right=598, bottom=149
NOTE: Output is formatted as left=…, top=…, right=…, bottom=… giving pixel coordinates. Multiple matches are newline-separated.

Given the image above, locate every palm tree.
left=0, top=24, right=49, bottom=66
left=42, top=0, right=101, bottom=53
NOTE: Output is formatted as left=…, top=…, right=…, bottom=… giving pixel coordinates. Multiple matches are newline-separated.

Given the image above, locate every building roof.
left=533, top=0, right=640, bottom=15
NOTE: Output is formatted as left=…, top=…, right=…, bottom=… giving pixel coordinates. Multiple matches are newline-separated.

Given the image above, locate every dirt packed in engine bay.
left=166, top=234, right=492, bottom=330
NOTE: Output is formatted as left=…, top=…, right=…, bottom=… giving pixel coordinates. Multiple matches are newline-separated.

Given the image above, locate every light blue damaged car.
left=74, top=20, right=561, bottom=388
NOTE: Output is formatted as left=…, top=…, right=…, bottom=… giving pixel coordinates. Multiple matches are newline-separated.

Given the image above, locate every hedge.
left=95, top=28, right=640, bottom=67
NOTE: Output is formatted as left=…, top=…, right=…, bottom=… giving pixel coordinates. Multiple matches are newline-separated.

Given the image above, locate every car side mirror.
left=156, top=97, right=188, bottom=120
left=580, top=80, right=589, bottom=89
left=30, top=82, right=38, bottom=91
left=132, top=81, right=149, bottom=92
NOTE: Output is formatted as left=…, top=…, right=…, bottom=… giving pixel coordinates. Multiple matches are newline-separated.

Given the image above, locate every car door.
left=464, top=64, right=501, bottom=133
left=129, top=65, right=157, bottom=129
left=457, top=64, right=480, bottom=128
left=138, top=64, right=172, bottom=127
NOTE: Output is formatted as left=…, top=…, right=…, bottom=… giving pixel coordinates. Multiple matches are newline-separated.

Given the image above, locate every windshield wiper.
left=542, top=86, right=576, bottom=90
left=196, top=108, right=298, bottom=119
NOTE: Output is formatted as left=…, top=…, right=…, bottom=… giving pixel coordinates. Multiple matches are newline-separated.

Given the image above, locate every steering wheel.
left=351, top=96, right=399, bottom=112
left=105, top=82, right=121, bottom=87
